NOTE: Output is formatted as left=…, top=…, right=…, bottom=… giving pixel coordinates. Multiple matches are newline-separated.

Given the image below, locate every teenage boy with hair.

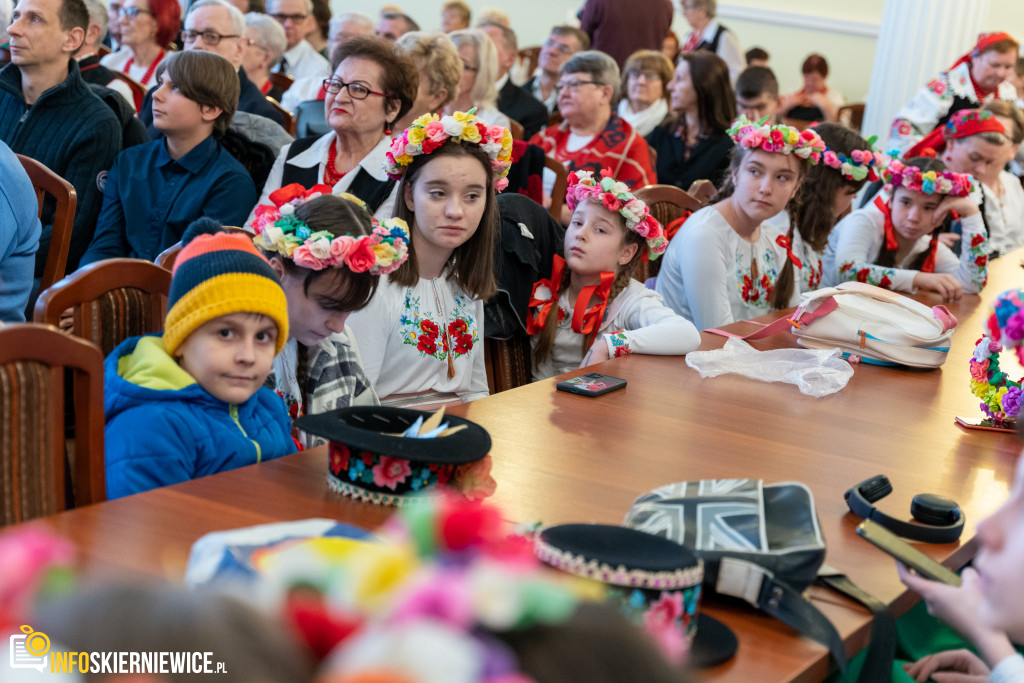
left=81, top=51, right=256, bottom=264
left=105, top=225, right=294, bottom=499
left=734, top=65, right=780, bottom=123
left=0, top=0, right=121, bottom=276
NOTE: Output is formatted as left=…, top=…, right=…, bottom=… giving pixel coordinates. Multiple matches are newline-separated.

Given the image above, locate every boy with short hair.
left=104, top=225, right=294, bottom=499
left=735, top=65, right=780, bottom=123
left=81, top=51, right=256, bottom=266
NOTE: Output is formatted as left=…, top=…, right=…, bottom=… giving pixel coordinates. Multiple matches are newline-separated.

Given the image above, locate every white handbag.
left=787, top=282, right=958, bottom=368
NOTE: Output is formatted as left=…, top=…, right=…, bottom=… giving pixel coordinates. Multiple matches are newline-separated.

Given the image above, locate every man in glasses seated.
left=523, top=26, right=589, bottom=115
left=137, top=0, right=286, bottom=133
left=267, top=0, right=328, bottom=81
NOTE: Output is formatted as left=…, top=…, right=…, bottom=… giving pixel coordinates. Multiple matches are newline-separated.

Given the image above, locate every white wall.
left=332, top=0, right=1024, bottom=140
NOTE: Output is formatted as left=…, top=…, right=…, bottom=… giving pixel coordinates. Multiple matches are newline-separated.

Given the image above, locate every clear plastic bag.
left=685, top=338, right=854, bottom=397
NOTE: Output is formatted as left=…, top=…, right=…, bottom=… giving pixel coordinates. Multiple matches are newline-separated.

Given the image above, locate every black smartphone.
left=556, top=372, right=627, bottom=397
left=955, top=416, right=1017, bottom=433
left=856, top=519, right=961, bottom=586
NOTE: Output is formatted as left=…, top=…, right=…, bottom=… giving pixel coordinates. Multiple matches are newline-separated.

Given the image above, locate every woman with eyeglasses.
left=247, top=36, right=418, bottom=222
left=243, top=12, right=288, bottom=101
left=444, top=29, right=510, bottom=129
left=530, top=50, right=655, bottom=224
left=100, top=0, right=180, bottom=108
left=617, top=50, right=673, bottom=137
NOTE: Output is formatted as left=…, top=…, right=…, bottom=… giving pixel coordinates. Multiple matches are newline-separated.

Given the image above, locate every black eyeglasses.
left=322, top=78, right=389, bottom=99
left=181, top=29, right=241, bottom=46
left=554, top=79, right=600, bottom=94
left=118, top=7, right=152, bottom=19
left=271, top=12, right=307, bottom=23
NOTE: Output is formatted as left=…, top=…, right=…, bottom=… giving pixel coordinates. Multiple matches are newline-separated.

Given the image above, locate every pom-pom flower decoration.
left=882, top=159, right=974, bottom=198
left=821, top=136, right=889, bottom=182
left=726, top=115, right=826, bottom=164
left=250, top=183, right=410, bottom=275
left=565, top=169, right=668, bottom=260
left=385, top=108, right=514, bottom=192
left=969, top=289, right=1024, bottom=427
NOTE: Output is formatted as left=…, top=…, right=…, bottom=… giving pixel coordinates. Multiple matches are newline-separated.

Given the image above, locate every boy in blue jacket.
left=104, top=224, right=295, bottom=499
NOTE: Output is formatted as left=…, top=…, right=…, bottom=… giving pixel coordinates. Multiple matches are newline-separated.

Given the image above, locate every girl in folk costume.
left=250, top=185, right=411, bottom=447
left=655, top=116, right=825, bottom=332
left=889, top=32, right=1019, bottom=154
left=765, top=123, right=887, bottom=297
left=528, top=170, right=701, bottom=380
left=908, top=108, right=1017, bottom=256
left=346, top=110, right=510, bottom=406
left=824, top=157, right=987, bottom=301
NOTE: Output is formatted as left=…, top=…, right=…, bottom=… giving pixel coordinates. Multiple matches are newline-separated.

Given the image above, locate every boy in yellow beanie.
left=104, top=223, right=295, bottom=499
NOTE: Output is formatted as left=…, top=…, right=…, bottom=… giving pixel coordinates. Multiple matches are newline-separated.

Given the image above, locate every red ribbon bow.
left=874, top=195, right=900, bottom=251
left=571, top=271, right=615, bottom=335
left=775, top=234, right=803, bottom=269
left=269, top=182, right=336, bottom=208
left=526, top=255, right=566, bottom=334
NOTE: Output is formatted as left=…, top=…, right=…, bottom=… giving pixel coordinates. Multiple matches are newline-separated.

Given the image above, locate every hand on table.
left=903, top=649, right=988, bottom=683
left=912, top=272, right=963, bottom=302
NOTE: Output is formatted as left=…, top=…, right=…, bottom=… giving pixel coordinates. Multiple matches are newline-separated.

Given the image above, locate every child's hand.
left=580, top=340, right=610, bottom=368
left=912, top=272, right=963, bottom=301
left=58, top=306, right=74, bottom=333
left=902, top=649, right=988, bottom=683
left=935, top=194, right=980, bottom=221
left=938, top=232, right=961, bottom=249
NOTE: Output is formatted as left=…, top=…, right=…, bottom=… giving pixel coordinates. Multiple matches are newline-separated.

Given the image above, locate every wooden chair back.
left=17, top=154, right=77, bottom=293
left=34, top=258, right=172, bottom=356
left=107, top=70, right=147, bottom=105
left=508, top=118, right=524, bottom=141
left=266, top=96, right=297, bottom=136
left=544, top=156, right=568, bottom=221
left=838, top=103, right=865, bottom=133
left=517, top=46, right=541, bottom=80
left=269, top=72, right=295, bottom=94
left=97, top=45, right=111, bottom=57
left=0, top=323, right=105, bottom=525
left=484, top=335, right=533, bottom=394
left=155, top=226, right=250, bottom=272
left=633, top=184, right=705, bottom=281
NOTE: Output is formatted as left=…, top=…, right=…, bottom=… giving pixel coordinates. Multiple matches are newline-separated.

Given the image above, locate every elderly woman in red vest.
left=529, top=50, right=655, bottom=224
left=889, top=32, right=1018, bottom=153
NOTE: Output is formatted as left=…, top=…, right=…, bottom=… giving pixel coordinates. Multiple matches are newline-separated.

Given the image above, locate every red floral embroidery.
left=856, top=268, right=870, bottom=283
left=971, top=233, right=985, bottom=247
left=329, top=443, right=352, bottom=476
left=879, top=275, right=892, bottom=289
left=420, top=320, right=439, bottom=336
left=927, top=78, right=947, bottom=96
left=976, top=254, right=988, bottom=267
left=417, top=334, right=438, bottom=354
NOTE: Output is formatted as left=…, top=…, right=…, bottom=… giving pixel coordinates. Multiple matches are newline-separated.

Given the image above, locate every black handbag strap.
left=817, top=567, right=896, bottom=683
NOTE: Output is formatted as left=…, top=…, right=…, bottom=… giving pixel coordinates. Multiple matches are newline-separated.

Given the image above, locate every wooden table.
left=31, top=256, right=1024, bottom=682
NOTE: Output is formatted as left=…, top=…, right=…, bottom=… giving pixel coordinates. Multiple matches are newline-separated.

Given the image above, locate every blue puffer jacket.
left=104, top=334, right=296, bottom=499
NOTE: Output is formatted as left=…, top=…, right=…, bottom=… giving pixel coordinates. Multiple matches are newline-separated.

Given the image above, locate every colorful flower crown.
left=385, top=108, right=514, bottom=192
left=822, top=136, right=888, bottom=182
left=565, top=170, right=668, bottom=260
left=726, top=115, right=826, bottom=163
left=882, top=159, right=974, bottom=197
left=252, top=494, right=605, bottom=679
left=250, top=183, right=410, bottom=275
left=970, top=289, right=1024, bottom=427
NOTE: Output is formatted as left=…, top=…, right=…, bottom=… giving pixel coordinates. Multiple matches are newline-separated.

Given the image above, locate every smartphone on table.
left=556, top=373, right=627, bottom=397
left=954, top=416, right=1016, bottom=433
left=856, top=519, right=961, bottom=586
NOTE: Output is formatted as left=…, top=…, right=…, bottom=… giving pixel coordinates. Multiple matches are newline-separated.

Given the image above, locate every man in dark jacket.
left=0, top=0, right=121, bottom=276
left=479, top=21, right=547, bottom=140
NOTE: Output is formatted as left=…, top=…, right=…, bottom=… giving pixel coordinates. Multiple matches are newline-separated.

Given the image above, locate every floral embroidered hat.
left=293, top=406, right=494, bottom=506
left=565, top=169, right=668, bottom=260
left=534, top=523, right=737, bottom=668
left=250, top=183, right=410, bottom=275
left=385, top=108, right=514, bottom=191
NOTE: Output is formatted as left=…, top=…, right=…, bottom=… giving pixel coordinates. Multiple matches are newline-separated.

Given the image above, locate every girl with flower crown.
left=345, top=110, right=510, bottom=407
left=824, top=157, right=987, bottom=302
left=764, top=122, right=885, bottom=300
left=528, top=170, right=701, bottom=380
left=655, top=116, right=825, bottom=331
left=250, top=185, right=411, bottom=446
